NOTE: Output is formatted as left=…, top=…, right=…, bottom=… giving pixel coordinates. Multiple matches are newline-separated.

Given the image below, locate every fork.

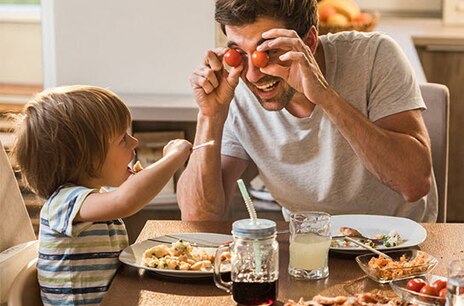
left=148, top=234, right=231, bottom=248
left=147, top=238, right=223, bottom=248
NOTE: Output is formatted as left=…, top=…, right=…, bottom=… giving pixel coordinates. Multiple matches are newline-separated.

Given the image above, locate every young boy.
left=12, top=85, right=192, bottom=305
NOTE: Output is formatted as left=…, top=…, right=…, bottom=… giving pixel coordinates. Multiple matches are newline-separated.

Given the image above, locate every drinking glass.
left=447, top=259, right=464, bottom=306
left=288, top=211, right=331, bottom=280
left=214, top=219, right=279, bottom=305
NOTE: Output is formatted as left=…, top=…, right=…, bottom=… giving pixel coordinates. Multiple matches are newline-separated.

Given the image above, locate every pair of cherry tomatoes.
left=406, top=278, right=447, bottom=298
left=223, top=49, right=269, bottom=68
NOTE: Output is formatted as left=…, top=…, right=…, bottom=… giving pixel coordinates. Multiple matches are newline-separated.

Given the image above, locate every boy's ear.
left=303, top=26, right=318, bottom=54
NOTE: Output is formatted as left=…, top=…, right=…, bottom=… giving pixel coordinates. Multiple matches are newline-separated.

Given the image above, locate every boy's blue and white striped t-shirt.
left=37, top=185, right=129, bottom=305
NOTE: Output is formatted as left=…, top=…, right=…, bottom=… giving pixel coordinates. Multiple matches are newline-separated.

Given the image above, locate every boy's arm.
left=75, top=142, right=191, bottom=222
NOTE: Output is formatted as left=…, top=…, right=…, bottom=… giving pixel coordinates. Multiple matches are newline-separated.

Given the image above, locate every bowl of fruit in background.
left=390, top=275, right=447, bottom=306
left=317, top=0, right=380, bottom=35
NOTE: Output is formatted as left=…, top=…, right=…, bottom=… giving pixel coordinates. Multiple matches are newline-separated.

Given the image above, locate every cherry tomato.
left=251, top=50, right=269, bottom=68
left=224, top=49, right=242, bottom=67
left=420, top=285, right=438, bottom=296
left=439, top=288, right=447, bottom=298
left=406, top=278, right=427, bottom=292
left=433, top=279, right=448, bottom=293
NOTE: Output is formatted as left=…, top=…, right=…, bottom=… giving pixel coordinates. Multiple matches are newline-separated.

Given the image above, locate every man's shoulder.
left=321, top=31, right=391, bottom=47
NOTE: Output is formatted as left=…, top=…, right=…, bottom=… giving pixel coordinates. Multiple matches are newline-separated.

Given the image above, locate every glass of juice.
left=288, top=211, right=331, bottom=280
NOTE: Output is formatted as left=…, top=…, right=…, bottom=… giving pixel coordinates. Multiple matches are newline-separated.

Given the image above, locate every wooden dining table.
left=101, top=221, right=464, bottom=305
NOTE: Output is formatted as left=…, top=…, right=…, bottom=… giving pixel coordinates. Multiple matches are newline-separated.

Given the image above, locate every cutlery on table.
left=148, top=234, right=230, bottom=248
left=342, top=236, right=392, bottom=260
left=147, top=238, right=221, bottom=248
left=332, top=226, right=387, bottom=244
left=192, top=140, right=215, bottom=151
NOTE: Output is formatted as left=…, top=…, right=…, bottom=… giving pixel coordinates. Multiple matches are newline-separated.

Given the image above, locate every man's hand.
left=257, top=28, right=332, bottom=106
left=189, top=48, right=243, bottom=120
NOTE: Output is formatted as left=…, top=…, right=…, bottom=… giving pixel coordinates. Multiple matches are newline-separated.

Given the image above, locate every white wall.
left=356, top=0, right=441, bottom=15
left=41, top=0, right=216, bottom=95
left=0, top=7, right=42, bottom=84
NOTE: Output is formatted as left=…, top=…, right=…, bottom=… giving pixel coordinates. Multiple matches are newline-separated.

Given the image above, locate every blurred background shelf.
left=0, top=83, right=43, bottom=238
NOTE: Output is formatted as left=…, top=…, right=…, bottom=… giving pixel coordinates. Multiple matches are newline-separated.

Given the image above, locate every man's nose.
left=245, top=57, right=265, bottom=83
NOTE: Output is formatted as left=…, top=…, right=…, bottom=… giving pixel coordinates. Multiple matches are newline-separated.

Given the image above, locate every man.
left=177, top=0, right=437, bottom=222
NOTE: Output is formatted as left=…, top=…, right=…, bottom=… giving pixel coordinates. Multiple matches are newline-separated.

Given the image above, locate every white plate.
left=119, top=233, right=232, bottom=278
left=330, top=214, right=427, bottom=253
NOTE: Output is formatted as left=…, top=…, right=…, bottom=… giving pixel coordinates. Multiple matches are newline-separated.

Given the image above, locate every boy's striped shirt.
left=38, top=185, right=128, bottom=305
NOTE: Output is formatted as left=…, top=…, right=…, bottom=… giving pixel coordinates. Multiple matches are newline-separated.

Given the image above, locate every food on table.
left=405, top=278, right=426, bottom=292
left=332, top=227, right=402, bottom=248
left=391, top=275, right=448, bottom=305
left=224, top=49, right=243, bottom=67
left=438, top=287, right=447, bottom=298
left=284, top=292, right=406, bottom=306
left=142, top=239, right=230, bottom=271
left=339, top=226, right=363, bottom=237
left=132, top=160, right=144, bottom=173
left=405, top=278, right=447, bottom=297
left=420, top=285, right=438, bottom=296
left=367, top=251, right=431, bottom=280
left=432, top=279, right=447, bottom=293
left=251, top=50, right=269, bottom=68
left=374, top=231, right=402, bottom=248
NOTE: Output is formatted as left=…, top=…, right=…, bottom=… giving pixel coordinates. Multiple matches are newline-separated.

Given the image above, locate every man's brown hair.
left=12, top=85, right=131, bottom=199
left=215, top=0, right=319, bottom=37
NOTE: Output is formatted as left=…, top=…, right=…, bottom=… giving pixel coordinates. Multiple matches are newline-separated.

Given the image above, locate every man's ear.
left=303, top=26, right=318, bottom=53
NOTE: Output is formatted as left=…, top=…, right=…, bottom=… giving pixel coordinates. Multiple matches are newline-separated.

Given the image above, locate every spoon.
left=332, top=226, right=387, bottom=244
left=343, top=236, right=392, bottom=260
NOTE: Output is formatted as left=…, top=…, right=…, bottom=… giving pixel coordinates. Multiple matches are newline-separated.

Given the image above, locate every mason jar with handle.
left=214, top=218, right=279, bottom=306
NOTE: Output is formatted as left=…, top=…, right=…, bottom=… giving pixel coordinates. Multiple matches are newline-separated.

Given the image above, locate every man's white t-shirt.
left=221, top=31, right=438, bottom=222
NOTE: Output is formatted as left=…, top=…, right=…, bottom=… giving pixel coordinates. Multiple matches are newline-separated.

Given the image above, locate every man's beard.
left=253, top=79, right=297, bottom=111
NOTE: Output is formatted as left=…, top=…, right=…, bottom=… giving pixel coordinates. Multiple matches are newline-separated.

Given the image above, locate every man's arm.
left=177, top=47, right=246, bottom=220
left=259, top=28, right=432, bottom=202
left=177, top=114, right=249, bottom=220
left=321, top=93, right=432, bottom=202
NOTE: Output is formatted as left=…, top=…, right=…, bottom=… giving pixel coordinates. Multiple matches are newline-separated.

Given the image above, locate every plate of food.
left=356, top=250, right=438, bottom=283
left=330, top=215, right=427, bottom=253
left=390, top=274, right=447, bottom=305
left=119, top=233, right=232, bottom=278
left=285, top=291, right=404, bottom=306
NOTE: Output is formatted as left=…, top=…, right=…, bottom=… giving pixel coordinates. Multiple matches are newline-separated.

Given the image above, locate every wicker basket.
left=318, top=10, right=380, bottom=35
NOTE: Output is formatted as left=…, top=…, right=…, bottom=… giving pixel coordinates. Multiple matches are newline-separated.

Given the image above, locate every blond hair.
left=12, top=85, right=131, bottom=199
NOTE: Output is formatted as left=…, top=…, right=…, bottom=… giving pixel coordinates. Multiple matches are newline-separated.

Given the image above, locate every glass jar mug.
left=447, top=259, right=464, bottom=306
left=288, top=211, right=331, bottom=280
left=214, top=219, right=279, bottom=306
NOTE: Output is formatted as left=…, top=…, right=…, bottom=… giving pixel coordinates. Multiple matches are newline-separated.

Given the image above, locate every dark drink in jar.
left=232, top=280, right=277, bottom=305
left=214, top=219, right=279, bottom=306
